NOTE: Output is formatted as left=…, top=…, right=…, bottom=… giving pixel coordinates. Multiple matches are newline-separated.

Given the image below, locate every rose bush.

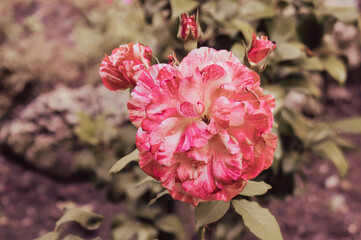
left=99, top=43, right=152, bottom=91
left=127, top=47, right=277, bottom=206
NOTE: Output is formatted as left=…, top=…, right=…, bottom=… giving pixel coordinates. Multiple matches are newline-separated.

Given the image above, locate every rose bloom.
left=128, top=47, right=277, bottom=206
left=247, top=33, right=276, bottom=64
left=99, top=43, right=152, bottom=91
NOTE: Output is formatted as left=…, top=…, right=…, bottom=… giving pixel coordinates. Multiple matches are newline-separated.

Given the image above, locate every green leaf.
left=74, top=112, right=98, bottom=145
left=280, top=109, right=310, bottom=141
left=297, top=13, right=323, bottom=49
left=155, top=214, right=186, bottom=240
left=263, top=85, right=286, bottom=114
left=330, top=117, right=361, bottom=134
left=240, top=181, right=272, bottom=197
left=62, top=235, right=84, bottom=240
left=231, top=43, right=246, bottom=63
left=332, top=135, right=358, bottom=150
left=266, top=17, right=297, bottom=43
left=238, top=1, right=275, bottom=20
left=34, top=232, right=61, bottom=240
left=327, top=6, right=359, bottom=23
left=304, top=124, right=332, bottom=147
left=135, top=176, right=158, bottom=187
left=108, top=148, right=139, bottom=174
left=112, top=223, right=157, bottom=240
left=170, top=0, right=198, bottom=15
left=229, top=19, right=254, bottom=47
left=312, top=140, right=349, bottom=178
left=148, top=189, right=169, bottom=206
left=321, top=56, right=347, bottom=85
left=232, top=200, right=283, bottom=240
left=195, top=201, right=230, bottom=231
left=300, top=57, right=324, bottom=71
left=275, top=41, right=306, bottom=61
left=282, top=74, right=321, bottom=97
left=56, top=208, right=104, bottom=231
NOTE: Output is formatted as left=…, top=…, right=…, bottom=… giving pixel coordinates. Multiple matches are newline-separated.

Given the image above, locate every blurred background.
left=0, top=0, right=361, bottom=239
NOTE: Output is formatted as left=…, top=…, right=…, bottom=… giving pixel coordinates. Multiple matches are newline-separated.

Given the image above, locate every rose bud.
left=99, top=43, right=152, bottom=91
left=177, top=12, right=202, bottom=42
left=247, top=33, right=276, bottom=65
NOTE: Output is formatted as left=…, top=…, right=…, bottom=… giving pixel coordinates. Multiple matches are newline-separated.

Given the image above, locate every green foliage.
left=321, top=56, right=347, bottom=85
left=36, top=207, right=103, bottom=240
left=56, top=207, right=104, bottom=231
left=112, top=222, right=157, bottom=240
left=331, top=117, right=361, bottom=134
left=148, top=190, right=169, bottom=206
left=240, top=181, right=272, bottom=197
left=34, top=232, right=61, bottom=240
left=108, top=148, right=140, bottom=174
left=312, top=140, right=348, bottom=178
left=170, top=0, right=198, bottom=15
left=195, top=201, right=230, bottom=231
left=155, top=214, right=186, bottom=240
left=232, top=200, right=283, bottom=240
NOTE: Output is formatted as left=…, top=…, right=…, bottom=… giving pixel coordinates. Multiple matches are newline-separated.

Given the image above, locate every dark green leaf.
left=155, top=214, right=186, bottom=240
left=135, top=176, right=158, bottom=187
left=34, top=232, right=61, bottom=240
left=240, top=181, right=272, bottom=197
left=321, top=56, right=347, bottom=85
left=62, top=235, right=84, bottom=240
left=275, top=41, right=306, bottom=61
left=231, top=43, right=246, bottom=63
left=280, top=109, right=310, bottom=141
left=232, top=200, right=283, bottom=240
left=300, top=57, right=324, bottom=71
left=148, top=189, right=169, bottom=206
left=238, top=1, right=275, bottom=20
left=327, top=6, right=359, bottom=23
left=266, top=17, right=297, bottom=42
left=263, top=85, right=286, bottom=113
left=331, top=117, right=361, bottom=134
left=282, top=74, right=321, bottom=97
left=108, top=148, right=139, bottom=174
left=170, top=0, right=198, bottom=15
left=304, top=124, right=332, bottom=147
left=195, top=201, right=230, bottom=230
left=297, top=13, right=323, bottom=49
left=312, top=140, right=348, bottom=178
left=112, top=223, right=157, bottom=240
left=229, top=19, right=254, bottom=47
left=56, top=208, right=104, bottom=231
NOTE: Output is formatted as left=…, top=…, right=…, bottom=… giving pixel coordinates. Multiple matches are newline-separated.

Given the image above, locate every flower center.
left=201, top=114, right=210, bottom=125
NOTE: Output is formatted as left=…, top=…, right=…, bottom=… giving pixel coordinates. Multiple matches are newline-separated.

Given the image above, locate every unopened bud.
left=177, top=11, right=202, bottom=42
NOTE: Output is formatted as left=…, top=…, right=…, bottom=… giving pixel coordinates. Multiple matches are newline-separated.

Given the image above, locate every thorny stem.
left=198, top=226, right=205, bottom=240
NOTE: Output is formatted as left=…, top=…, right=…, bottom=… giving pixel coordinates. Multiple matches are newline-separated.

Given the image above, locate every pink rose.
left=99, top=43, right=152, bottom=91
left=128, top=47, right=277, bottom=206
left=247, top=33, right=276, bottom=64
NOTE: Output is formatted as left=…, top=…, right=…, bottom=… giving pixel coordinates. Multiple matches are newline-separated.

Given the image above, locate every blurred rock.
left=0, top=84, right=130, bottom=179
left=333, top=21, right=361, bottom=68
left=284, top=90, right=307, bottom=112
left=324, top=174, right=340, bottom=189
left=327, top=85, right=352, bottom=102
